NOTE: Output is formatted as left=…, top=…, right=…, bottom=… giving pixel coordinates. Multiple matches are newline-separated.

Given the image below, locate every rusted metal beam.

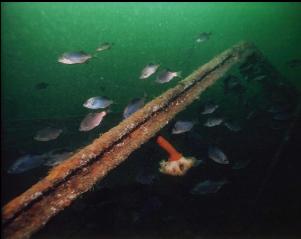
left=2, top=41, right=256, bottom=239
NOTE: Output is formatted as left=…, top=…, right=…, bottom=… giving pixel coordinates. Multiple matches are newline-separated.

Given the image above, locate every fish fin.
left=92, top=54, right=100, bottom=59
left=176, top=71, right=182, bottom=78
left=192, top=119, right=199, bottom=125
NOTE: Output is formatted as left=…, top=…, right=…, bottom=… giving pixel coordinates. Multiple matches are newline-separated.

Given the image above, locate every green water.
left=2, top=2, right=301, bottom=121
left=1, top=3, right=301, bottom=238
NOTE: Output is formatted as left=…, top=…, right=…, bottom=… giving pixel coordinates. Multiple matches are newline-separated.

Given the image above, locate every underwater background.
left=1, top=2, right=301, bottom=239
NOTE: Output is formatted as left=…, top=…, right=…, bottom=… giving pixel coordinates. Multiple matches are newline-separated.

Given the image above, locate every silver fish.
left=96, top=42, right=112, bottom=52
left=156, top=69, right=181, bottom=84
left=208, top=146, right=229, bottom=164
left=224, top=121, right=241, bottom=132
left=191, top=179, right=228, bottom=195
left=196, top=32, right=212, bottom=43
left=8, top=154, right=47, bottom=174
left=172, top=120, right=194, bottom=134
left=83, top=96, right=113, bottom=109
left=139, top=63, right=160, bottom=79
left=201, top=102, right=219, bottom=114
left=34, top=127, right=63, bottom=141
left=123, top=96, right=145, bottom=119
left=79, top=111, right=107, bottom=132
left=204, top=117, right=223, bottom=127
left=44, top=151, right=73, bottom=167
left=58, top=51, right=92, bottom=64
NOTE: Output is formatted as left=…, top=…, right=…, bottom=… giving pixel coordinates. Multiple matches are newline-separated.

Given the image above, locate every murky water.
left=2, top=3, right=301, bottom=239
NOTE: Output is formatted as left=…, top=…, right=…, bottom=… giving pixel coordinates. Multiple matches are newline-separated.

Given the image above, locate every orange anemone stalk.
left=156, top=136, right=182, bottom=161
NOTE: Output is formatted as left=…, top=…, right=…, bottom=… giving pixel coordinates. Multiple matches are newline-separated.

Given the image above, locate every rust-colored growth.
left=2, top=41, right=257, bottom=239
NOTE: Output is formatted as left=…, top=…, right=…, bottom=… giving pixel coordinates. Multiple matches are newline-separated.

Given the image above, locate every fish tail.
left=92, top=53, right=100, bottom=58
left=106, top=108, right=113, bottom=113
left=176, top=71, right=182, bottom=78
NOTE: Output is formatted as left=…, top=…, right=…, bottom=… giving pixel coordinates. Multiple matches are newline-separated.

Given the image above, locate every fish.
left=223, top=75, right=240, bottom=94
left=34, top=127, right=63, bottom=141
left=83, top=96, right=113, bottom=109
left=239, top=63, right=253, bottom=72
left=204, top=117, right=223, bottom=127
left=270, top=121, right=287, bottom=130
left=272, top=112, right=292, bottom=121
left=201, top=102, right=219, bottom=114
left=123, top=95, right=146, bottom=119
left=246, top=110, right=256, bottom=120
left=58, top=51, right=92, bottom=64
left=79, top=111, right=107, bottom=131
left=96, top=42, right=112, bottom=52
left=267, top=103, right=290, bottom=113
left=8, top=154, right=47, bottom=174
left=224, top=121, right=241, bottom=132
left=208, top=146, right=229, bottom=164
left=232, top=83, right=246, bottom=97
left=156, top=69, right=181, bottom=84
left=239, top=55, right=257, bottom=72
left=172, top=120, right=195, bottom=134
left=196, top=32, right=212, bottom=43
left=253, top=75, right=267, bottom=81
left=286, top=59, right=301, bottom=68
left=139, top=63, right=160, bottom=79
left=35, top=82, right=49, bottom=90
left=232, top=159, right=251, bottom=170
left=44, top=150, right=73, bottom=167
left=190, top=179, right=228, bottom=195
left=135, top=170, right=157, bottom=185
